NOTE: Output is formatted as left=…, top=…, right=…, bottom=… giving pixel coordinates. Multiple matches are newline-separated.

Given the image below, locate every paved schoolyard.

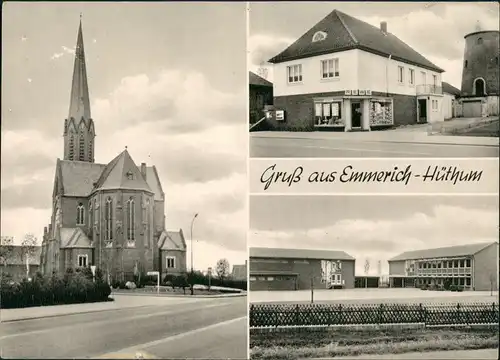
left=311, top=348, right=499, bottom=360
left=250, top=288, right=499, bottom=304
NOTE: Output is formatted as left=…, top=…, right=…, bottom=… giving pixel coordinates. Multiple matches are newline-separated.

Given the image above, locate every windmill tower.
left=459, top=20, right=499, bottom=117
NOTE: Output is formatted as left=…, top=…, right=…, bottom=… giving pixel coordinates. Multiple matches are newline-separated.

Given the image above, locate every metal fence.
left=249, top=302, right=499, bottom=328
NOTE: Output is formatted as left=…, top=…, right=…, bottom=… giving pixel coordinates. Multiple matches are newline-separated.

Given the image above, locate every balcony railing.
left=416, top=84, right=443, bottom=95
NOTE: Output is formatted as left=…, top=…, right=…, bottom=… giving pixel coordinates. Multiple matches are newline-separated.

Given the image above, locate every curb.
left=0, top=305, right=145, bottom=323
left=251, top=134, right=499, bottom=148
left=111, top=291, right=247, bottom=298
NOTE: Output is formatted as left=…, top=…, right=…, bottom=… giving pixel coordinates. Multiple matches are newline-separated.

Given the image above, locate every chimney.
left=380, top=21, right=387, bottom=35
left=48, top=224, right=52, bottom=234
left=141, top=163, right=147, bottom=180
left=44, top=226, right=48, bottom=235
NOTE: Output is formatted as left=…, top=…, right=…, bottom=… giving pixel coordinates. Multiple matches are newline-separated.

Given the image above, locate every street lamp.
left=190, top=213, right=198, bottom=295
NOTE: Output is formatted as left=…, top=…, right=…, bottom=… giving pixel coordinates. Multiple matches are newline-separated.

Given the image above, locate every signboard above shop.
left=345, top=90, right=372, bottom=96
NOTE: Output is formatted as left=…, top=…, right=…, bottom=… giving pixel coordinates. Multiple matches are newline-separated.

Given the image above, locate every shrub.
left=0, top=268, right=112, bottom=309
left=457, top=286, right=464, bottom=292
left=420, top=284, right=428, bottom=290
left=450, top=285, right=458, bottom=292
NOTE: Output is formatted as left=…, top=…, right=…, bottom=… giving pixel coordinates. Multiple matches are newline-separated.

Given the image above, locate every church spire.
left=63, top=17, right=95, bottom=163
left=68, top=17, right=91, bottom=121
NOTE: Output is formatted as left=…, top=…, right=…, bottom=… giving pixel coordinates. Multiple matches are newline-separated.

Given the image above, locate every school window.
left=466, top=259, right=471, bottom=267
left=166, top=256, right=176, bottom=269
left=398, top=66, right=404, bottom=83
left=287, top=64, right=303, bottom=83
left=78, top=255, right=88, bottom=267
left=408, top=69, right=415, bottom=85
left=76, top=203, right=85, bottom=225
left=321, top=58, right=340, bottom=79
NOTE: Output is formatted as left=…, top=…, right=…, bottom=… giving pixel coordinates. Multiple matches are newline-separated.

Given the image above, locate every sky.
left=248, top=2, right=500, bottom=89
left=250, top=196, right=499, bottom=276
left=1, top=2, right=248, bottom=272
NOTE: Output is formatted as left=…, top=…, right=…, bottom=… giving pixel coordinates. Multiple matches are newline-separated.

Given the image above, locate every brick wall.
left=392, top=94, right=417, bottom=126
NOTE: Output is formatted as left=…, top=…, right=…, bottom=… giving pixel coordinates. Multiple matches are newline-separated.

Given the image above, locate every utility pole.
left=310, top=276, right=314, bottom=304
left=190, top=213, right=198, bottom=295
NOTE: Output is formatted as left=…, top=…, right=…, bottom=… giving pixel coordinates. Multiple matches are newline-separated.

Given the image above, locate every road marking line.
left=93, top=316, right=247, bottom=358
left=0, top=302, right=228, bottom=341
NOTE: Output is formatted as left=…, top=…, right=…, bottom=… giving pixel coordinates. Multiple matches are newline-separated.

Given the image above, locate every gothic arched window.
left=88, top=138, right=93, bottom=161
left=79, top=134, right=85, bottom=161
left=76, top=203, right=85, bottom=225
left=89, top=202, right=93, bottom=228
left=69, top=135, right=75, bottom=160
left=127, top=198, right=135, bottom=242
left=105, top=197, right=113, bottom=240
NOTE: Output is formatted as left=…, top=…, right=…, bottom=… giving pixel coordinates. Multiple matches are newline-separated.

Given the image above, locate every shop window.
left=370, top=100, right=393, bottom=126
left=314, top=101, right=343, bottom=126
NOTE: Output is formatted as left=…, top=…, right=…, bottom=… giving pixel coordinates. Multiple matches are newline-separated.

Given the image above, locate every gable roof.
left=60, top=228, right=93, bottom=248
left=442, top=82, right=461, bottom=96
left=93, top=149, right=153, bottom=194
left=158, top=229, right=187, bottom=251
left=388, top=242, right=497, bottom=261
left=58, top=160, right=106, bottom=197
left=249, top=71, right=273, bottom=87
left=146, top=166, right=165, bottom=201
left=231, top=264, right=247, bottom=279
left=3, top=246, right=42, bottom=266
left=250, top=247, right=355, bottom=261
left=269, top=9, right=444, bottom=73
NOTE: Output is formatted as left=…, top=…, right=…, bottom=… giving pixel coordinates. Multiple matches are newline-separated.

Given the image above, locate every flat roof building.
left=249, top=247, right=356, bottom=291
left=388, top=242, right=498, bottom=291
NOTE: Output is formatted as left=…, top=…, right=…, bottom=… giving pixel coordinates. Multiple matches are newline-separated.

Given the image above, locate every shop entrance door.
left=351, top=102, right=362, bottom=128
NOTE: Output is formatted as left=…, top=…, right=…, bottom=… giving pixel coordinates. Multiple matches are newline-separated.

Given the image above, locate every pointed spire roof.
left=93, top=149, right=153, bottom=193
left=68, top=17, right=91, bottom=121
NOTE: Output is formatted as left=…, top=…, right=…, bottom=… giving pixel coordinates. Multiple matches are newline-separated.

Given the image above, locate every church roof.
left=158, top=229, right=186, bottom=251
left=92, top=149, right=153, bottom=194
left=68, top=18, right=91, bottom=122
left=269, top=9, right=444, bottom=73
left=60, top=227, right=93, bottom=248
left=59, top=160, right=106, bottom=197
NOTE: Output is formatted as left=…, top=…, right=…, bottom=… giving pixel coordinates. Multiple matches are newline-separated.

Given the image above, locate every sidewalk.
left=308, top=348, right=499, bottom=359
left=251, top=126, right=499, bottom=147
left=111, top=289, right=247, bottom=298
left=429, top=117, right=498, bottom=135
left=0, top=294, right=194, bottom=322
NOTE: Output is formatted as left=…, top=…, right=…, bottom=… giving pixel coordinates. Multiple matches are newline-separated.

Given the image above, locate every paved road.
left=250, top=137, right=499, bottom=158
left=461, top=121, right=499, bottom=137
left=0, top=297, right=247, bottom=359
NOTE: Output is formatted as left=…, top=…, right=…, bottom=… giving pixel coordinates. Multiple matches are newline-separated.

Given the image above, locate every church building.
left=39, top=20, right=187, bottom=283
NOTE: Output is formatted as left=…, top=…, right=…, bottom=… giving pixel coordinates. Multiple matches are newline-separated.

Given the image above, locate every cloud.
left=248, top=34, right=293, bottom=82
left=250, top=204, right=498, bottom=275
left=50, top=45, right=76, bottom=60
left=1, top=68, right=247, bottom=269
left=92, top=70, right=245, bottom=136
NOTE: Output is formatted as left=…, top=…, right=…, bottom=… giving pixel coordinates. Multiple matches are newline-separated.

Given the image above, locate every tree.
left=21, top=233, right=38, bottom=277
left=0, top=236, right=15, bottom=267
left=364, top=259, right=370, bottom=288
left=215, top=258, right=230, bottom=281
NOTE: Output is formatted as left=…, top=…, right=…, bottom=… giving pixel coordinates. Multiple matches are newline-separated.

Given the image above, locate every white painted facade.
left=273, top=49, right=443, bottom=97
left=442, top=92, right=455, bottom=120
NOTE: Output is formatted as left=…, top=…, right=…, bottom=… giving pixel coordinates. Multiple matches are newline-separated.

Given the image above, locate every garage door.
left=463, top=101, right=482, bottom=118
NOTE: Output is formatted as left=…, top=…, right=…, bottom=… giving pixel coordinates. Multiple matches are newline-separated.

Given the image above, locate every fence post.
left=295, top=304, right=300, bottom=326
left=311, top=277, right=314, bottom=304
left=419, top=303, right=425, bottom=325
left=249, top=304, right=253, bottom=328
left=456, top=303, right=461, bottom=325
left=378, top=303, right=384, bottom=325
left=339, top=303, right=343, bottom=325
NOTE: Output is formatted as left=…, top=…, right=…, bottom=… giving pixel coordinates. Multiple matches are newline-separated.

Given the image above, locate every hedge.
left=1, top=267, right=112, bottom=309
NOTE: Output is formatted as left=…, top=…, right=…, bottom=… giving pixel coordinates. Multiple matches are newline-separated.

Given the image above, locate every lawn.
left=249, top=326, right=499, bottom=359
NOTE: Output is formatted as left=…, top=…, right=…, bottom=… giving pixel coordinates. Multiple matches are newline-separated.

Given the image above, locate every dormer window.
left=312, top=31, right=327, bottom=43
left=126, top=171, right=134, bottom=180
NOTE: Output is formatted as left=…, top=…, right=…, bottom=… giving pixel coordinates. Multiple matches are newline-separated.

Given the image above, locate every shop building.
left=265, top=9, right=445, bottom=132
left=249, top=247, right=355, bottom=291
left=388, top=242, right=498, bottom=291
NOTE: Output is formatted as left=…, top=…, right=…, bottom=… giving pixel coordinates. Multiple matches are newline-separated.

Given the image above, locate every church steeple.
left=64, top=16, right=95, bottom=163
